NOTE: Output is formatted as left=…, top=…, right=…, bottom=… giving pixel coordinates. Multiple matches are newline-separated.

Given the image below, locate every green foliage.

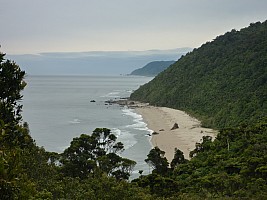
left=134, top=119, right=267, bottom=199
left=56, top=175, right=152, bottom=200
left=60, top=128, right=136, bottom=180
left=170, top=148, right=188, bottom=169
left=130, top=21, right=267, bottom=129
left=0, top=53, right=35, bottom=199
left=0, top=51, right=36, bottom=199
left=145, top=146, right=169, bottom=175
left=0, top=52, right=26, bottom=125
left=133, top=173, right=179, bottom=198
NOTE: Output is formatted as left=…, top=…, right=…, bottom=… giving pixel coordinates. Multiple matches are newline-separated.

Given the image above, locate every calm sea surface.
left=22, top=75, right=153, bottom=178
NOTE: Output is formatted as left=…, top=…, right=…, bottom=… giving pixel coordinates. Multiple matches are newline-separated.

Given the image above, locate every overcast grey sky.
left=1, top=0, right=267, bottom=54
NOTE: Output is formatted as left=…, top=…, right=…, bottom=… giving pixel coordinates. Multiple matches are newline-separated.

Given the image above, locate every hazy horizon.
left=1, top=0, right=267, bottom=55
left=7, top=48, right=190, bottom=75
left=2, top=1, right=267, bottom=75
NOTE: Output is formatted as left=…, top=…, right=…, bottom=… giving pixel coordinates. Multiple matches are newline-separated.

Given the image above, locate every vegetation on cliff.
left=130, top=21, right=267, bottom=129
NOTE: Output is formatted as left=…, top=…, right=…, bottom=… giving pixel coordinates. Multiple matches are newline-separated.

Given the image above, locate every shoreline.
left=134, top=105, right=217, bottom=162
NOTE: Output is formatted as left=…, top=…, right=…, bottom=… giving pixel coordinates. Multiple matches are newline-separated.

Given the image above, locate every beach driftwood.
left=171, top=123, right=179, bottom=130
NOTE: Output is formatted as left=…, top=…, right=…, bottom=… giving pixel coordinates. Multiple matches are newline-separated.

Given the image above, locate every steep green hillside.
left=131, top=21, right=267, bottom=129
left=130, top=61, right=175, bottom=76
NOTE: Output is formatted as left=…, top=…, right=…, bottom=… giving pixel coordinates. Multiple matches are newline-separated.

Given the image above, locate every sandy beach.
left=135, top=106, right=217, bottom=162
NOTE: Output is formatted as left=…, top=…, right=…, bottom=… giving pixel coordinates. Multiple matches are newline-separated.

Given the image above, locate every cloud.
left=1, top=0, right=267, bottom=54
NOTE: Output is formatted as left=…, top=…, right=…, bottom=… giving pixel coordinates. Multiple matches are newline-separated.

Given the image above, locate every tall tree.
left=0, top=52, right=26, bottom=125
left=145, top=147, right=169, bottom=175
left=0, top=51, right=34, bottom=199
left=170, top=148, right=187, bottom=169
left=60, top=128, right=136, bottom=180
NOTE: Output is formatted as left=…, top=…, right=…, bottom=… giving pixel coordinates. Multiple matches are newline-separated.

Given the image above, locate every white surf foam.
left=123, top=108, right=150, bottom=130
left=122, top=107, right=154, bottom=139
left=101, top=91, right=120, bottom=98
left=111, top=128, right=137, bottom=150
left=68, top=118, right=81, bottom=124
left=111, top=128, right=122, bottom=137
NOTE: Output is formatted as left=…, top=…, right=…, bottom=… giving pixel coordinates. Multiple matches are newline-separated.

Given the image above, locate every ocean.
left=21, top=75, right=154, bottom=178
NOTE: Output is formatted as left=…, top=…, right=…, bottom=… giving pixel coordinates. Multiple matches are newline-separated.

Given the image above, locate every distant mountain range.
left=130, top=61, right=176, bottom=76
left=7, top=48, right=191, bottom=75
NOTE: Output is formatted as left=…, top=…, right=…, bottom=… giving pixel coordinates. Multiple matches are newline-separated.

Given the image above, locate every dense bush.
left=131, top=21, right=267, bottom=129
left=134, top=119, right=267, bottom=199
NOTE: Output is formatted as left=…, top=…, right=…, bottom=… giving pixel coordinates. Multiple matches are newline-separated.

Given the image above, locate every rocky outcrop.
left=171, top=123, right=179, bottom=130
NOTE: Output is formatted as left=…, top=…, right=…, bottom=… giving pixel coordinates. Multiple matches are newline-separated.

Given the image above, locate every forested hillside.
left=130, top=61, right=175, bottom=76
left=130, top=21, right=267, bottom=129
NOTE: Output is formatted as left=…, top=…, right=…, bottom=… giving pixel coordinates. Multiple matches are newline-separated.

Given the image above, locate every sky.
left=1, top=0, right=267, bottom=54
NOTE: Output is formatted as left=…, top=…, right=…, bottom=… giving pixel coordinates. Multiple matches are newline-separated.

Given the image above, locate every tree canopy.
left=130, top=21, right=267, bottom=129
left=61, top=128, right=136, bottom=180
left=0, top=52, right=26, bottom=125
left=134, top=119, right=267, bottom=199
left=145, top=146, right=169, bottom=175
